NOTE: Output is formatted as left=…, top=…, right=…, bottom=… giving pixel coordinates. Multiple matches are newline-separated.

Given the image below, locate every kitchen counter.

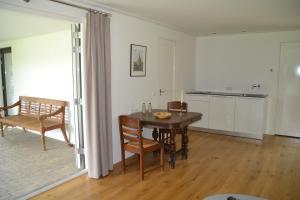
left=186, top=91, right=268, bottom=98
left=185, top=92, right=268, bottom=140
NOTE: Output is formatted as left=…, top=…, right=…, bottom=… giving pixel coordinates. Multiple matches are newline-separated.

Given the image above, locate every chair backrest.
left=119, top=115, right=143, bottom=146
left=167, top=101, right=188, bottom=112
left=18, top=96, right=67, bottom=122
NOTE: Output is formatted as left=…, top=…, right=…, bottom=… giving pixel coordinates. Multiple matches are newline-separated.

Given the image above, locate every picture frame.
left=130, top=44, right=147, bottom=77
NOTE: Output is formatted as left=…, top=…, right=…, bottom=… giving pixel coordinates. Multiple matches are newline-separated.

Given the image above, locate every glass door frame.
left=71, top=23, right=85, bottom=169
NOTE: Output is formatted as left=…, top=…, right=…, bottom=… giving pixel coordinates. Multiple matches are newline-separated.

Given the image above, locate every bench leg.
left=0, top=123, right=3, bottom=137
left=40, top=131, right=46, bottom=151
left=61, top=126, right=73, bottom=147
left=23, top=128, right=26, bottom=133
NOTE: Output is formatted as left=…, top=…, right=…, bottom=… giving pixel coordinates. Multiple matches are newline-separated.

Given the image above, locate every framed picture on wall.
left=130, top=44, right=147, bottom=77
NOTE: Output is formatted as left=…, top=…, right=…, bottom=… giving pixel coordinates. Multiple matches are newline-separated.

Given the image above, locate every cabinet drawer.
left=185, top=94, right=209, bottom=102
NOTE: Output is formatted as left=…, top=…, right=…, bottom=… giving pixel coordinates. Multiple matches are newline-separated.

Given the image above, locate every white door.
left=158, top=39, right=175, bottom=109
left=277, top=42, right=300, bottom=137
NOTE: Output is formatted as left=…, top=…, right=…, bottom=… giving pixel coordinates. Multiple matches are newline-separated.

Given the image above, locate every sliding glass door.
left=71, top=24, right=85, bottom=169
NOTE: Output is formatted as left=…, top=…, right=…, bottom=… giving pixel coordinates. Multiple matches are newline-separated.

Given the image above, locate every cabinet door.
left=209, top=96, right=235, bottom=131
left=188, top=100, right=209, bottom=128
left=235, top=97, right=265, bottom=135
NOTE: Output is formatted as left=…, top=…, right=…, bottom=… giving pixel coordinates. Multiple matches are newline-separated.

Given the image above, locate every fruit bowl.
left=153, top=112, right=172, bottom=119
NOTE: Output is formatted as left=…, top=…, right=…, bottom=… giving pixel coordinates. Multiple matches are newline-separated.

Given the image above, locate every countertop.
left=186, top=91, right=268, bottom=98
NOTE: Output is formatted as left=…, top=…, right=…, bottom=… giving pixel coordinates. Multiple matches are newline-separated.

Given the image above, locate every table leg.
left=168, top=128, right=176, bottom=168
left=152, top=128, right=159, bottom=157
left=181, top=126, right=188, bottom=159
left=152, top=128, right=158, bottom=141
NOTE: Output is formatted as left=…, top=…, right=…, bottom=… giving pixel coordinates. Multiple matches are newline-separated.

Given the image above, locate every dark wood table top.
left=130, top=109, right=202, bottom=129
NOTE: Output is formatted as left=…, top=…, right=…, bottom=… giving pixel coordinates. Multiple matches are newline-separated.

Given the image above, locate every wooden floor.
left=31, top=131, right=300, bottom=200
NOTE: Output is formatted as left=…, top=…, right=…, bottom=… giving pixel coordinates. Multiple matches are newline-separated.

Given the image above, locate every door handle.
left=159, top=89, right=165, bottom=96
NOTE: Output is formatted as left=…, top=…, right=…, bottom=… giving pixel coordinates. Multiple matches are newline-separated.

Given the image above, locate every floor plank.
left=31, top=131, right=300, bottom=200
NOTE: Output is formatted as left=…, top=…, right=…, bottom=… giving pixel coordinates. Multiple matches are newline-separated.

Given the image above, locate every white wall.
left=195, top=30, right=300, bottom=134
left=110, top=12, right=196, bottom=163
left=0, top=1, right=196, bottom=164
left=0, top=30, right=75, bottom=143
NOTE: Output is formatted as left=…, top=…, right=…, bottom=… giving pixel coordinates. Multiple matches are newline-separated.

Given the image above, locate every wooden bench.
left=0, top=96, right=73, bottom=150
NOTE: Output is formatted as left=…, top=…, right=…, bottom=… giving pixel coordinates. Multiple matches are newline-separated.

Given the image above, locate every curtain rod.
left=48, top=0, right=111, bottom=16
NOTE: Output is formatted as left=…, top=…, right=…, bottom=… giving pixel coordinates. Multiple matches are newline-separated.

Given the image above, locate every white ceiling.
left=0, top=9, right=71, bottom=42
left=92, top=0, right=300, bottom=36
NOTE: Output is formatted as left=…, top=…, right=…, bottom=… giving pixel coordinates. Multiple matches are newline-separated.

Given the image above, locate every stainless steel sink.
left=239, top=93, right=267, bottom=98
left=186, top=91, right=267, bottom=98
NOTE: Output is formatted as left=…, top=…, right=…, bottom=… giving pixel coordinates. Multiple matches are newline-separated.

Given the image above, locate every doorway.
left=0, top=8, right=85, bottom=199
left=276, top=42, right=300, bottom=137
left=0, top=47, right=11, bottom=116
left=158, top=38, right=176, bottom=108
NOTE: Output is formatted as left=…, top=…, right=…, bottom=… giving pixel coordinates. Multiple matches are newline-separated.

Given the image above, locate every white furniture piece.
left=209, top=96, right=235, bottom=132
left=187, top=94, right=209, bottom=128
left=186, top=93, right=267, bottom=139
left=234, top=97, right=266, bottom=136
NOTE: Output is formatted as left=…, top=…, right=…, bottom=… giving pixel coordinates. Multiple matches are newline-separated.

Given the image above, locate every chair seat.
left=126, top=138, right=160, bottom=151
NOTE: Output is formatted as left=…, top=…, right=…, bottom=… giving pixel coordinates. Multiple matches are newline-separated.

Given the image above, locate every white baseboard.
left=189, top=126, right=263, bottom=140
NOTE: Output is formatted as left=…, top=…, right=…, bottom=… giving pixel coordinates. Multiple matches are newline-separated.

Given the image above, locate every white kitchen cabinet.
left=188, top=100, right=209, bottom=128
left=185, top=93, right=267, bottom=139
left=234, top=97, right=266, bottom=136
left=209, top=96, right=235, bottom=131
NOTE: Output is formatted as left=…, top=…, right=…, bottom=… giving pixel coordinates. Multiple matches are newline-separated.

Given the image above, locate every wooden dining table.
left=130, top=109, right=202, bottom=168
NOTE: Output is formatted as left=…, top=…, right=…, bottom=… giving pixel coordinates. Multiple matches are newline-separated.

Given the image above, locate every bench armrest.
left=0, top=101, right=20, bottom=111
left=38, top=107, right=65, bottom=121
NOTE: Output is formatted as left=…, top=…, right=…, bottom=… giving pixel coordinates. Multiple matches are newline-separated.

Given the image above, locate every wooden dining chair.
left=167, top=101, right=188, bottom=112
left=119, top=115, right=164, bottom=181
left=159, top=101, right=188, bottom=154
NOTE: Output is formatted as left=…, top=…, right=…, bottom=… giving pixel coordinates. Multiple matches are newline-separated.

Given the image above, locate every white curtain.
left=84, top=11, right=113, bottom=178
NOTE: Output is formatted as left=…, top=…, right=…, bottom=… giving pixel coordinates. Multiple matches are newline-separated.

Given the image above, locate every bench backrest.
left=18, top=96, right=67, bottom=122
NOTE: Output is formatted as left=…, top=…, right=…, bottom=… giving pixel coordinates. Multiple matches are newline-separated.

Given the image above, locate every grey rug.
left=204, top=194, right=266, bottom=200
left=0, top=128, right=80, bottom=200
